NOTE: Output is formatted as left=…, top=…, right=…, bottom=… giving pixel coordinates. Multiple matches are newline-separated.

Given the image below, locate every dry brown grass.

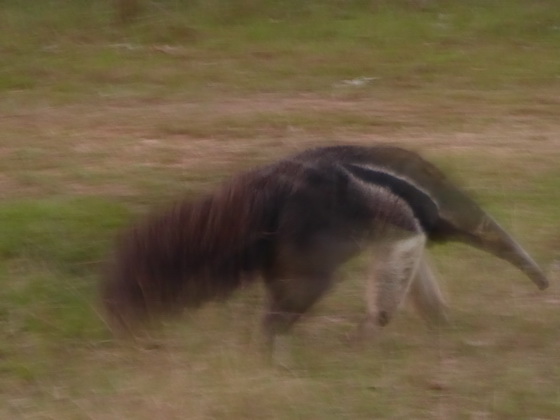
left=2, top=91, right=559, bottom=201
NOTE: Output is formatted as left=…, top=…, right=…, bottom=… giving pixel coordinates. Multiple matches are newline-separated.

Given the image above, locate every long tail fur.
left=102, top=167, right=294, bottom=331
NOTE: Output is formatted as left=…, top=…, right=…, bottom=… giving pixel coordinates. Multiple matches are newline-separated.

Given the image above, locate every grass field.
left=1, top=1, right=560, bottom=418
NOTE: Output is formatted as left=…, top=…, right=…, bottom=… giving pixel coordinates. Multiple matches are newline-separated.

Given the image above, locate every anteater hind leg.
left=358, top=233, right=426, bottom=340
left=409, top=254, right=449, bottom=326
left=262, top=272, right=334, bottom=364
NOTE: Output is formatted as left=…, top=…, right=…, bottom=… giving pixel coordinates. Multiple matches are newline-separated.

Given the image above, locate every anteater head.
left=430, top=182, right=549, bottom=290
left=330, top=145, right=549, bottom=290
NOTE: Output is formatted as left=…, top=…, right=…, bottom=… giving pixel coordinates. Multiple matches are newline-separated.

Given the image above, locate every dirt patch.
left=1, top=92, right=559, bottom=198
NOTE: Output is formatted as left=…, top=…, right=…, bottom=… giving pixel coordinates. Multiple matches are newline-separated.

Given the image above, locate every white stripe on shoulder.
left=342, top=162, right=440, bottom=210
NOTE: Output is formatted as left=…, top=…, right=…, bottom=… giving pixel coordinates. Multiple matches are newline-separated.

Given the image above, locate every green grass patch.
left=0, top=198, right=130, bottom=389
left=1, top=0, right=559, bottom=100
left=0, top=198, right=130, bottom=271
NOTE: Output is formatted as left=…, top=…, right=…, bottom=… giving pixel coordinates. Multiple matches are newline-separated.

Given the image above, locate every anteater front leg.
left=262, top=273, right=335, bottom=365
left=358, top=233, right=426, bottom=339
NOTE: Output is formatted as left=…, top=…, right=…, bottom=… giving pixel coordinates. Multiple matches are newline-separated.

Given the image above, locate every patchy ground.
left=2, top=4, right=560, bottom=416
left=2, top=91, right=559, bottom=202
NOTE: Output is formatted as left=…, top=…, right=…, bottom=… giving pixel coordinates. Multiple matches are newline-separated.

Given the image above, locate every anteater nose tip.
left=534, top=275, right=549, bottom=290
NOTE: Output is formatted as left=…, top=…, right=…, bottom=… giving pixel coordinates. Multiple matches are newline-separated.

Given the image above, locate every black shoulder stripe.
left=343, top=163, right=440, bottom=232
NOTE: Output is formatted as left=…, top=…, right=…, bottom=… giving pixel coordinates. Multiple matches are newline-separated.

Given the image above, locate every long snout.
left=461, top=216, right=549, bottom=290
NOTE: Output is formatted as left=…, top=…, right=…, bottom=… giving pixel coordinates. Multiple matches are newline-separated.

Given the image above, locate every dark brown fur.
left=102, top=145, right=548, bottom=339
left=102, top=149, right=419, bottom=333
left=103, top=167, right=287, bottom=330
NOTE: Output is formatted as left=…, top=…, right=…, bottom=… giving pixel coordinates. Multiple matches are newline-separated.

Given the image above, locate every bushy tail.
left=101, top=171, right=286, bottom=332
